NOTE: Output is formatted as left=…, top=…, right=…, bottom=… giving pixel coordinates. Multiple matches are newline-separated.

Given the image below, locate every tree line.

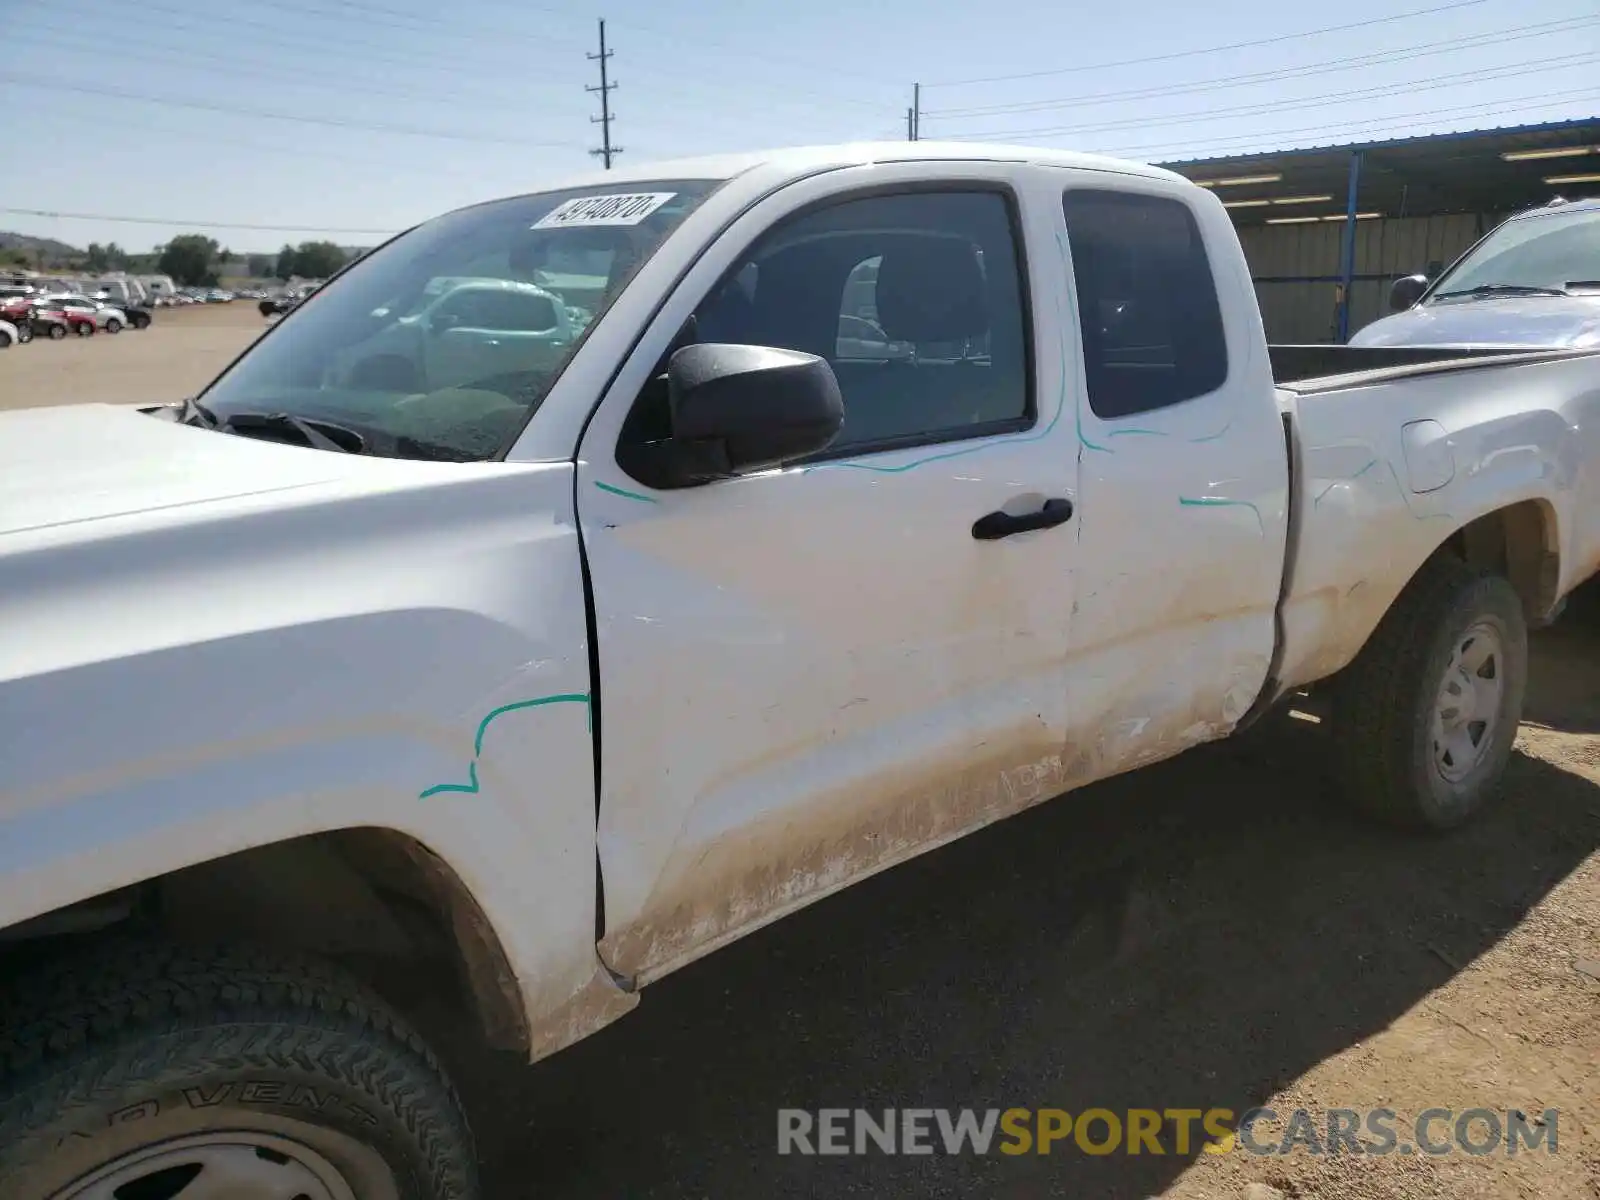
left=5, top=238, right=356, bottom=288
left=2, top=235, right=353, bottom=287
left=153, top=236, right=350, bottom=287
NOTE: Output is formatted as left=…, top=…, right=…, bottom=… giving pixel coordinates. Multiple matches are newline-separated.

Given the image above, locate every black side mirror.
left=1389, top=274, right=1429, bottom=312
left=619, top=343, right=844, bottom=489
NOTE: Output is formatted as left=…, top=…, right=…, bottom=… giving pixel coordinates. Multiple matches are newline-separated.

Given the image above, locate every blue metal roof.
left=1157, top=116, right=1600, bottom=221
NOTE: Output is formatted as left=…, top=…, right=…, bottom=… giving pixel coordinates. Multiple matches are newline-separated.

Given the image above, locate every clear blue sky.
left=1, top=0, right=1595, bottom=252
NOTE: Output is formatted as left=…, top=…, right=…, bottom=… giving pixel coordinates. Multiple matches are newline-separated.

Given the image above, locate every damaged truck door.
left=1055, top=184, right=1289, bottom=781
left=577, top=164, right=1085, bottom=984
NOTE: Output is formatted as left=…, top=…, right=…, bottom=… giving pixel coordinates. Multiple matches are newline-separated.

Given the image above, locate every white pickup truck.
left=2, top=142, right=1598, bottom=1199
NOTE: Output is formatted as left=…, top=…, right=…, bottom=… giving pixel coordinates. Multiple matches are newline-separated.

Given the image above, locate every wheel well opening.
left=1445, top=500, right=1559, bottom=623
left=0, top=830, right=530, bottom=1057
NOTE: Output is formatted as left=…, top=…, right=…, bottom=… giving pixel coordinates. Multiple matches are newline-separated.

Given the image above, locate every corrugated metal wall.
left=1236, top=213, right=1504, bottom=342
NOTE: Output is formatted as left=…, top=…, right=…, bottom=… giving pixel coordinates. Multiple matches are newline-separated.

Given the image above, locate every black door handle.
left=971, top=497, right=1074, bottom=540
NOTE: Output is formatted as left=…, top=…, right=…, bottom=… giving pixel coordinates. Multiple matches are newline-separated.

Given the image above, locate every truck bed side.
left=1274, top=350, right=1600, bottom=692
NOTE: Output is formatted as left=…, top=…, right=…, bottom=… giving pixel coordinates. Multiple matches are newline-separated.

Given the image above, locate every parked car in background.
left=41, top=294, right=129, bottom=333
left=25, top=309, right=72, bottom=340
left=3, top=295, right=68, bottom=340
left=259, top=283, right=317, bottom=317
left=0, top=295, right=36, bottom=326
left=1352, top=196, right=1600, bottom=349
left=28, top=302, right=95, bottom=337
left=115, top=300, right=154, bottom=330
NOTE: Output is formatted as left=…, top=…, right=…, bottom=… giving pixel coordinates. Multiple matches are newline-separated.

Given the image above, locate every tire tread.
left=1329, top=551, right=1522, bottom=830
left=0, top=939, right=477, bottom=1199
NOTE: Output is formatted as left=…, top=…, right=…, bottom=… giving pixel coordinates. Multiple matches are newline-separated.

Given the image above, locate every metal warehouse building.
left=1157, top=116, right=1600, bottom=344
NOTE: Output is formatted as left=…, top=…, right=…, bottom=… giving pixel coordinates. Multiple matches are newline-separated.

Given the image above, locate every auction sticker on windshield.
left=533, top=192, right=677, bottom=229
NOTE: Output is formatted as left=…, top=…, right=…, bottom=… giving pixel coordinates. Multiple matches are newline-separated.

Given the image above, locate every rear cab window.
left=1061, top=188, right=1228, bottom=419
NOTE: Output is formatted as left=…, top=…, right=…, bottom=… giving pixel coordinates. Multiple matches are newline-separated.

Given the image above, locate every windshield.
left=1427, top=206, right=1600, bottom=301
left=199, top=179, right=722, bottom=460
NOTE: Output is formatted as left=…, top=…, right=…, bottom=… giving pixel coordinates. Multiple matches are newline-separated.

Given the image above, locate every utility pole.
left=906, top=106, right=915, bottom=141
left=911, top=82, right=921, bottom=141
left=587, top=18, right=619, bottom=169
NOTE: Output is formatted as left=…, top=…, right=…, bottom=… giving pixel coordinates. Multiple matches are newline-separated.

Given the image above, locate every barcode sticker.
left=532, top=192, right=677, bottom=229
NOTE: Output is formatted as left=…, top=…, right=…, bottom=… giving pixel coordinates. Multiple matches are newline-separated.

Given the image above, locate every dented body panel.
left=3, top=143, right=1598, bottom=1061
left=0, top=405, right=623, bottom=1054
left=1275, top=351, right=1600, bottom=691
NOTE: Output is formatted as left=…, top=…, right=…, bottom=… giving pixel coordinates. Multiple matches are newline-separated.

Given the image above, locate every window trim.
left=1060, top=185, right=1230, bottom=422
left=621, top=179, right=1038, bottom=473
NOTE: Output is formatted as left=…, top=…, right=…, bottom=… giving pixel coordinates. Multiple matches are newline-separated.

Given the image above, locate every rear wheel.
left=47, top=323, right=66, bottom=340
left=1329, top=554, right=1527, bottom=830
left=104, top=317, right=123, bottom=334
left=0, top=940, right=481, bottom=1200
left=0, top=329, right=11, bottom=349
left=74, top=321, right=93, bottom=337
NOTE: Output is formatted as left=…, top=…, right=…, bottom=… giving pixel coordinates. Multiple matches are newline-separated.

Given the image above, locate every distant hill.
left=0, top=230, right=83, bottom=265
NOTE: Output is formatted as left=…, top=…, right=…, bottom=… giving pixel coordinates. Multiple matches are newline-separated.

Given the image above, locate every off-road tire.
left=1328, top=553, right=1527, bottom=831
left=0, top=939, right=480, bottom=1200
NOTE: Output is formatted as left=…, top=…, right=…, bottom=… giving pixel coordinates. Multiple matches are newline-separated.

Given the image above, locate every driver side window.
left=636, top=188, right=1032, bottom=456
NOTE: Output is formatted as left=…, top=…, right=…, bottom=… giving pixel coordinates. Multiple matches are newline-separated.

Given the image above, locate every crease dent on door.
left=596, top=710, right=1084, bottom=979
left=589, top=176, right=1081, bottom=985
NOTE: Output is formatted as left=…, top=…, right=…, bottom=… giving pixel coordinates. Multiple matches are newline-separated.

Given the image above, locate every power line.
left=76, top=0, right=577, bottom=89
left=0, top=208, right=400, bottom=235
left=923, top=0, right=1495, bottom=87
left=274, top=0, right=906, bottom=91
left=5, top=28, right=584, bottom=115
left=588, top=18, right=620, bottom=169
left=35, top=109, right=500, bottom=174
left=0, top=74, right=586, bottom=148
left=79, top=0, right=890, bottom=115
left=923, top=15, right=1600, bottom=120
left=15, top=23, right=857, bottom=143
left=947, top=53, right=1596, bottom=142
left=74, top=0, right=893, bottom=122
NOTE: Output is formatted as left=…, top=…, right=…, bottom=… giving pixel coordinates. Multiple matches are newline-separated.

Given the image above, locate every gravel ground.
left=0, top=301, right=266, bottom=409
left=432, top=619, right=1598, bottom=1200
left=4, top=307, right=1596, bottom=1199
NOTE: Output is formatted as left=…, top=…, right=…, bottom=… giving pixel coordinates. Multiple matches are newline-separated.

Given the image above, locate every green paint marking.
left=1178, top=495, right=1265, bottom=535
left=1312, top=458, right=1380, bottom=508
left=594, top=480, right=659, bottom=504
left=419, top=693, right=591, bottom=799
left=1106, top=427, right=1166, bottom=438
left=1190, top=420, right=1232, bottom=443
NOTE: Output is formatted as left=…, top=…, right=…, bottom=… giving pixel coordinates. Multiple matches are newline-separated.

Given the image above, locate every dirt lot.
left=3, top=313, right=1596, bottom=1198
left=0, top=301, right=265, bottom=409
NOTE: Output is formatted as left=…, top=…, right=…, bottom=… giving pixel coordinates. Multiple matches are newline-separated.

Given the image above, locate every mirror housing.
left=619, top=343, right=845, bottom=489
left=1389, top=273, right=1429, bottom=312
